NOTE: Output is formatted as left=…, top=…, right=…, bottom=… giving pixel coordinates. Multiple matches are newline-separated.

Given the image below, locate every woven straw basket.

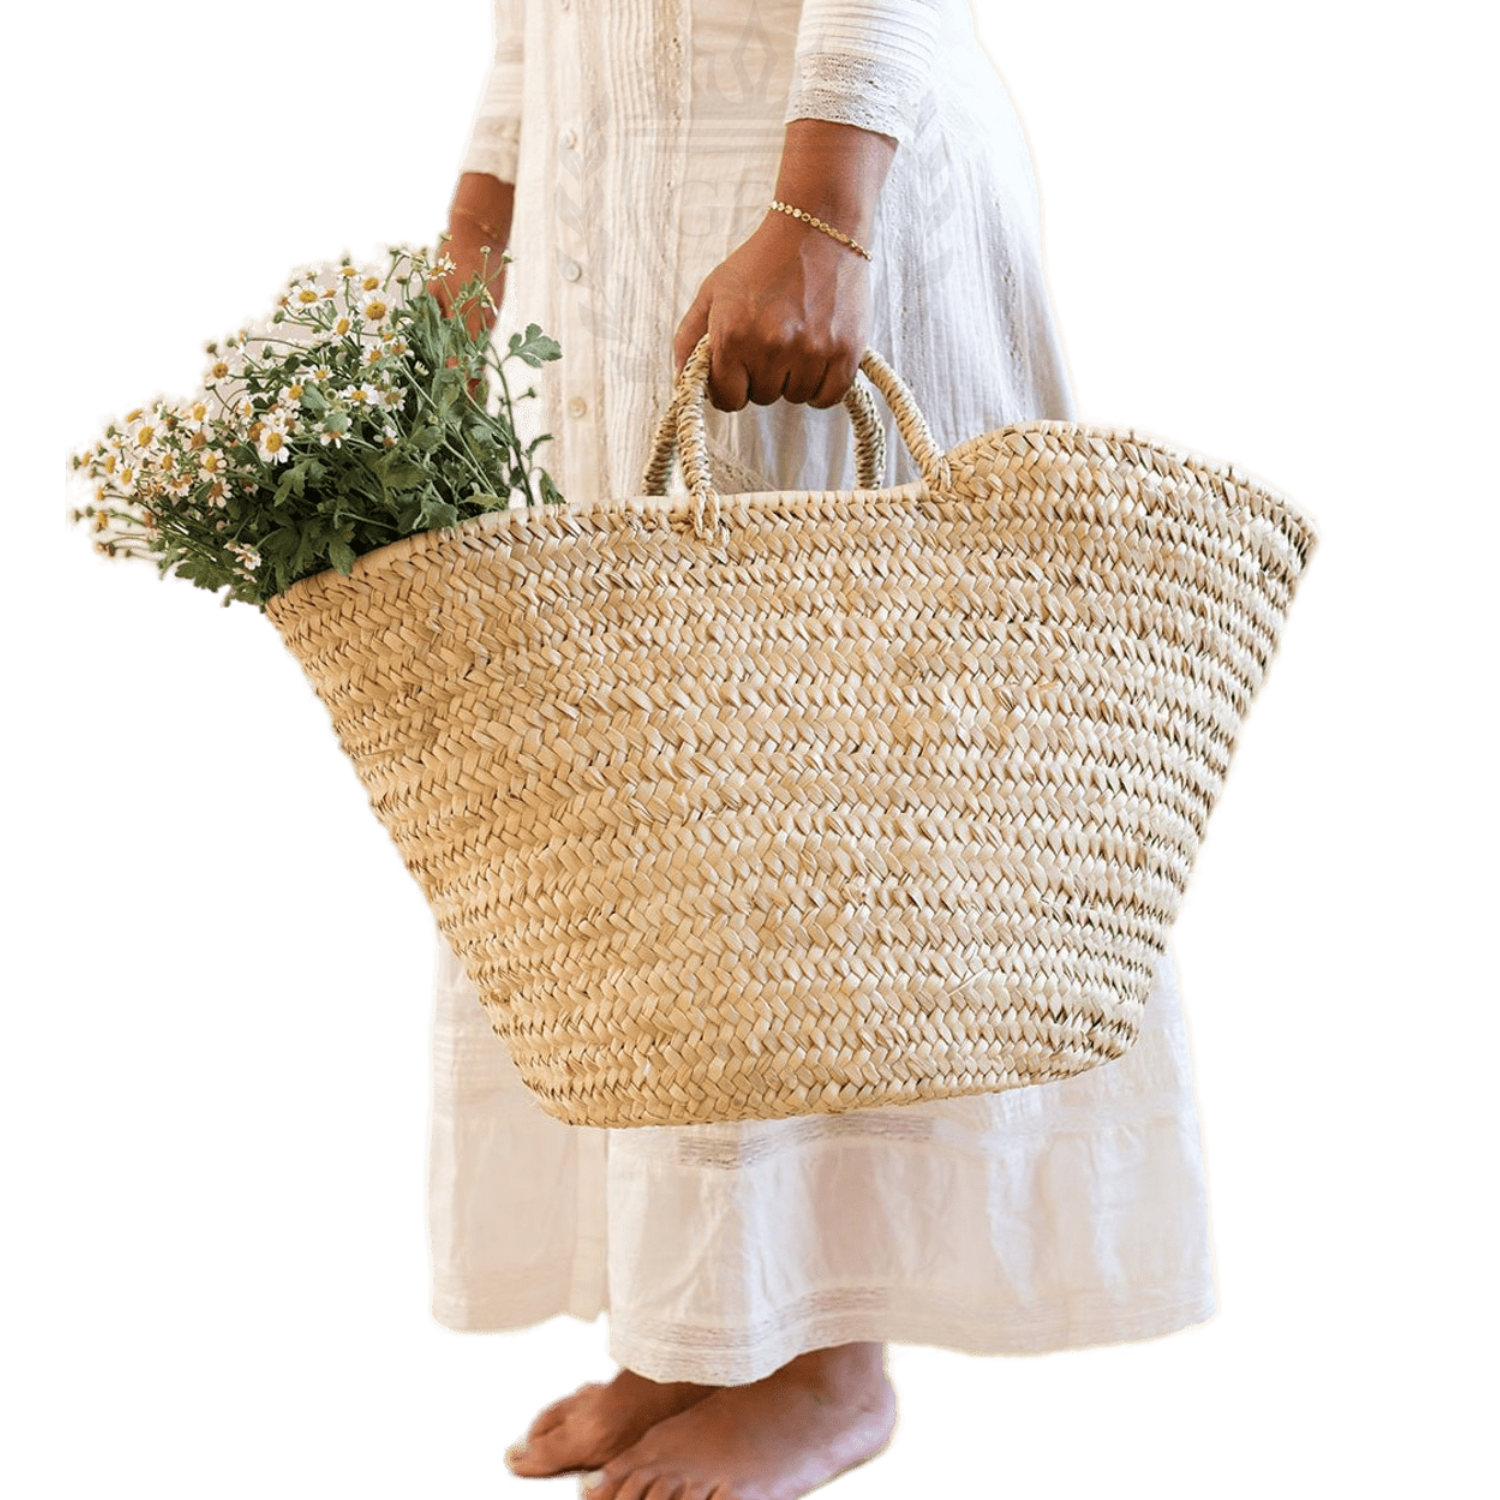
left=266, top=335, right=1318, bottom=1128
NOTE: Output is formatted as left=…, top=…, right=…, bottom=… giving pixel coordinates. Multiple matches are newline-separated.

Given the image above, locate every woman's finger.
left=781, top=352, right=832, bottom=408
left=806, top=353, right=857, bottom=410
left=705, top=340, right=753, bottom=412
left=672, top=285, right=713, bottom=380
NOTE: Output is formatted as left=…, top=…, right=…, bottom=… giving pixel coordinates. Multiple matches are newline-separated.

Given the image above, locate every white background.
left=7, top=1, right=1495, bottom=1496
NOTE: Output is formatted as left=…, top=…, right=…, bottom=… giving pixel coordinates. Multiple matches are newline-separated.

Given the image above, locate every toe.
left=580, top=1458, right=653, bottom=1500
left=510, top=1425, right=579, bottom=1478
left=610, top=1470, right=663, bottom=1500
left=642, top=1477, right=686, bottom=1500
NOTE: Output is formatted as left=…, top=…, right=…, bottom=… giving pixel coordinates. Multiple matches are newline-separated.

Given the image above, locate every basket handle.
left=639, top=340, right=884, bottom=504
left=640, top=334, right=950, bottom=540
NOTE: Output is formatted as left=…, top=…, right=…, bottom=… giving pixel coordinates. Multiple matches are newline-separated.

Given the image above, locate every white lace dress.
left=428, top=0, right=1216, bottom=1385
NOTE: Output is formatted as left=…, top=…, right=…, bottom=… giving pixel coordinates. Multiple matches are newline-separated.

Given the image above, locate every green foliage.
left=69, top=245, right=564, bottom=609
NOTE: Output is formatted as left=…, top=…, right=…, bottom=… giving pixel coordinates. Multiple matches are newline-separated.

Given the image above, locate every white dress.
left=428, top=0, right=1216, bottom=1385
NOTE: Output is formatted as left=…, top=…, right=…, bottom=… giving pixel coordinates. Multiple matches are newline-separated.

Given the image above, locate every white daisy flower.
left=205, top=350, right=244, bottom=383
left=257, top=426, right=292, bottom=465
left=361, top=293, right=391, bottom=324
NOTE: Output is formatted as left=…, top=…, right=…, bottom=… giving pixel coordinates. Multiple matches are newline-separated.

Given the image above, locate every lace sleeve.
left=459, top=0, right=524, bottom=183
left=783, top=0, right=944, bottom=146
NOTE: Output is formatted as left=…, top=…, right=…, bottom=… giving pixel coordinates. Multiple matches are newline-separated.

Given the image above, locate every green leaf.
left=328, top=537, right=357, bottom=574
left=376, top=456, right=429, bottom=491
left=433, top=367, right=463, bottom=413
left=262, top=525, right=302, bottom=560
left=275, top=459, right=313, bottom=502
left=418, top=499, right=459, bottom=532
left=508, top=323, right=563, bottom=368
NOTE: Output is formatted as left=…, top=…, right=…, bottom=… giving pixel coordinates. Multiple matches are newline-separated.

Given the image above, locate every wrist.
left=766, top=200, right=872, bottom=261
left=772, top=119, right=897, bottom=245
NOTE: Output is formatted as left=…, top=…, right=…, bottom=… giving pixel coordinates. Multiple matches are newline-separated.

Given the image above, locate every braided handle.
left=640, top=342, right=884, bottom=504
left=643, top=335, right=949, bottom=539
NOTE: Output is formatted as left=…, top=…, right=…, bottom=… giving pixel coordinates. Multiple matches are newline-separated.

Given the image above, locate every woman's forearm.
left=449, top=171, right=516, bottom=250
left=435, top=172, right=517, bottom=334
left=772, top=118, right=898, bottom=247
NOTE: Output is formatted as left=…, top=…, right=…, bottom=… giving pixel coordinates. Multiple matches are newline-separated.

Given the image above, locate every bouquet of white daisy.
left=68, top=243, right=561, bottom=608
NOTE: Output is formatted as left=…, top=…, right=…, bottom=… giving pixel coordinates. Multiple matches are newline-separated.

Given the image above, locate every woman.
left=430, top=4, right=1216, bottom=1497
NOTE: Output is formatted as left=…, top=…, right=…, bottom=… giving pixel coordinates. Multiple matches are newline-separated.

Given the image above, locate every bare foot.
left=577, top=1341, right=898, bottom=1500
left=505, top=1368, right=721, bottom=1478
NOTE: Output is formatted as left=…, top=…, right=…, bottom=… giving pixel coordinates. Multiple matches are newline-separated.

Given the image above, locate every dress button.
left=567, top=397, right=588, bottom=418
left=560, top=259, right=582, bottom=282
left=560, top=127, right=577, bottom=151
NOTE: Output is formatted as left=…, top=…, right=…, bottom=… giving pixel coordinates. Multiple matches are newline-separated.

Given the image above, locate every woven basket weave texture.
left=267, top=340, right=1318, bottom=1127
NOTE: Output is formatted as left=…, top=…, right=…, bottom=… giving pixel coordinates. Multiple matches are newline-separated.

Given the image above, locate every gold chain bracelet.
left=448, top=205, right=508, bottom=247
left=768, top=199, right=872, bottom=261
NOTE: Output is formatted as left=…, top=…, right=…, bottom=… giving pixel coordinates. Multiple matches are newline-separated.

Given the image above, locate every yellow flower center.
left=297, top=288, right=321, bottom=304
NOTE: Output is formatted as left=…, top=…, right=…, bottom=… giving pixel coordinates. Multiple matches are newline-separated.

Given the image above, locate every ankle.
left=780, top=1341, right=888, bottom=1396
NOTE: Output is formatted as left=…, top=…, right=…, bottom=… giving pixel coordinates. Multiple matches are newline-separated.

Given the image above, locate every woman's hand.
left=672, top=119, right=897, bottom=413
left=672, top=213, right=873, bottom=411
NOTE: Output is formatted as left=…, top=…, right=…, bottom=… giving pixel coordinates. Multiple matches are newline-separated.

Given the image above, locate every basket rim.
left=267, top=418, right=1318, bottom=612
